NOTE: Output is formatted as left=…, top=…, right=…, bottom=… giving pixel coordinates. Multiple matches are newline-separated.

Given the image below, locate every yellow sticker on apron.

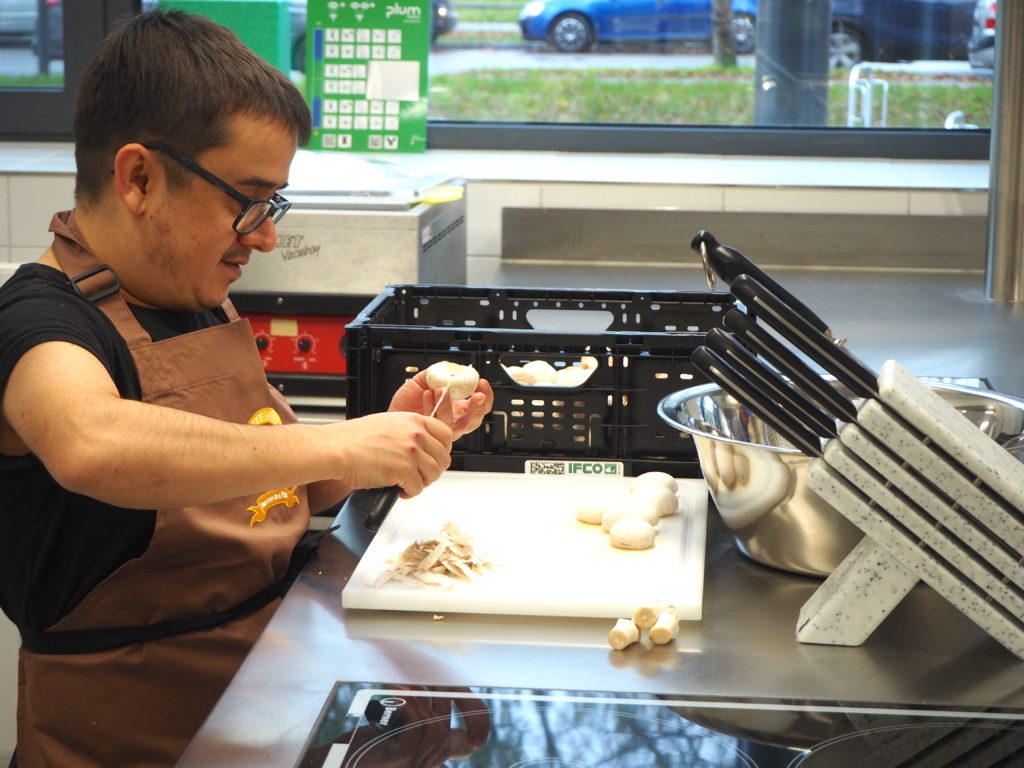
left=246, top=408, right=296, bottom=525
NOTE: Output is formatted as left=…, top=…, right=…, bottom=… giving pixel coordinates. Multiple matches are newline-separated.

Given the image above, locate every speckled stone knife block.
left=796, top=361, right=1024, bottom=660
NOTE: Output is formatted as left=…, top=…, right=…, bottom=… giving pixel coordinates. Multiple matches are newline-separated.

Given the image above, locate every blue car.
left=519, top=0, right=758, bottom=53
left=830, top=0, right=975, bottom=67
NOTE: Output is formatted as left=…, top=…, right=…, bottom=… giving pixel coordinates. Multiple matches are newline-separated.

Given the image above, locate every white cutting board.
left=341, top=471, right=708, bottom=620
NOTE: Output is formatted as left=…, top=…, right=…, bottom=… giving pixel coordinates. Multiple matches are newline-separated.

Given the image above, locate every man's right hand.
left=328, top=411, right=453, bottom=499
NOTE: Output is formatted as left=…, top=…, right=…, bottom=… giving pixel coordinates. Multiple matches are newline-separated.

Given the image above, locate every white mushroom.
left=601, top=496, right=659, bottom=532
left=608, top=518, right=656, bottom=550
left=520, top=359, right=558, bottom=384
left=630, top=484, right=678, bottom=518
left=574, top=490, right=611, bottom=525
left=504, top=365, right=535, bottom=385
left=648, top=608, right=681, bottom=645
left=631, top=471, right=679, bottom=494
left=425, top=361, right=480, bottom=400
left=608, top=617, right=640, bottom=650
left=579, top=355, right=598, bottom=370
left=554, top=366, right=592, bottom=388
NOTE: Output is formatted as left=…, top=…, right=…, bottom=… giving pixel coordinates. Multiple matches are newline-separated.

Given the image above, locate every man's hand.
left=389, top=369, right=494, bottom=441
left=330, top=411, right=453, bottom=499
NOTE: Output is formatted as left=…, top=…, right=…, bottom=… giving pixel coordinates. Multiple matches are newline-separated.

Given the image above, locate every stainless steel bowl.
left=658, top=379, right=1024, bottom=577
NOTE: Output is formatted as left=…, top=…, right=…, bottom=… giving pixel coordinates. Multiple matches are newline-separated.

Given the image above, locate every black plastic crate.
left=344, top=284, right=735, bottom=476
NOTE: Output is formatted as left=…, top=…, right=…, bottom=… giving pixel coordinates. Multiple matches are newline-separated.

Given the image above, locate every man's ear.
left=111, top=143, right=161, bottom=217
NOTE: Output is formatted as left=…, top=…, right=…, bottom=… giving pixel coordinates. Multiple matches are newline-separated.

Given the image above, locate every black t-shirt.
left=0, top=263, right=225, bottom=631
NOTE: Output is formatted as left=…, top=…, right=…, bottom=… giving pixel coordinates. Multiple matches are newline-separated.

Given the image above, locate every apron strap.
left=19, top=526, right=338, bottom=656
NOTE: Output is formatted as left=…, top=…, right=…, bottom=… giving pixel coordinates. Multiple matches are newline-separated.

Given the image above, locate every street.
left=0, top=36, right=739, bottom=81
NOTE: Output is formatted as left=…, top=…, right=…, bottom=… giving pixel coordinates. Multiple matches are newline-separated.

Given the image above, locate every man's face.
left=139, top=114, right=297, bottom=313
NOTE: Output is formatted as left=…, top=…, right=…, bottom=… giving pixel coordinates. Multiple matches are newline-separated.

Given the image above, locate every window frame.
left=0, top=0, right=136, bottom=141
left=427, top=123, right=990, bottom=160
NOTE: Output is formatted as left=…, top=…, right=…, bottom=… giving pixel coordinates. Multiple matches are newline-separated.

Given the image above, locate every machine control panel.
left=243, top=314, right=352, bottom=375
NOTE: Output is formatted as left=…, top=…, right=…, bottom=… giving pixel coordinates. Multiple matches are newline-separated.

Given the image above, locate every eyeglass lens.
left=235, top=199, right=289, bottom=234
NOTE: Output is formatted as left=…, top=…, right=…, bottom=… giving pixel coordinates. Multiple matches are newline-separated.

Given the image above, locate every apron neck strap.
left=48, top=210, right=238, bottom=345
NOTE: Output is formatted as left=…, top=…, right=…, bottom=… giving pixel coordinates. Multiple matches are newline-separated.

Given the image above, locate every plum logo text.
left=386, top=3, right=422, bottom=19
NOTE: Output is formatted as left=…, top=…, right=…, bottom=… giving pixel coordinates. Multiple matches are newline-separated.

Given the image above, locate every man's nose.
left=238, top=217, right=278, bottom=252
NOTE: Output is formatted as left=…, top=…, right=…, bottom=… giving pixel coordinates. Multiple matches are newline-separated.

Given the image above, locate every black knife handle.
left=730, top=274, right=879, bottom=399
left=693, top=346, right=823, bottom=457
left=357, top=486, right=402, bottom=532
left=722, top=308, right=858, bottom=423
left=705, top=327, right=838, bottom=439
left=690, top=230, right=832, bottom=336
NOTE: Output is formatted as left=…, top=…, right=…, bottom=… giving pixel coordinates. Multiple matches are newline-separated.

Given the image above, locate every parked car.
left=967, top=0, right=996, bottom=68
left=433, top=0, right=458, bottom=41
left=0, top=0, right=37, bottom=40
left=519, top=0, right=757, bottom=54
left=829, top=0, right=977, bottom=67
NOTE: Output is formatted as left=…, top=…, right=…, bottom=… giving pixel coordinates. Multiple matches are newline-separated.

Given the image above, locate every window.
left=0, top=0, right=993, bottom=159
left=422, top=0, right=993, bottom=157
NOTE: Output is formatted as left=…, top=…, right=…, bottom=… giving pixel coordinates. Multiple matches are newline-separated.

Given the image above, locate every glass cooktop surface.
left=295, top=683, right=1024, bottom=768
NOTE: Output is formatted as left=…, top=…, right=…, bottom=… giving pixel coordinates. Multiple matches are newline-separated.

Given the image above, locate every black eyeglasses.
left=142, top=141, right=291, bottom=234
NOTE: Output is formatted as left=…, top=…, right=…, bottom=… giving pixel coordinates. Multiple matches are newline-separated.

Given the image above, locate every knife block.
left=798, top=453, right=1024, bottom=660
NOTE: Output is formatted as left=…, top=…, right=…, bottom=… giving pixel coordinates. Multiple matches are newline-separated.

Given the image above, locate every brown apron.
left=14, top=212, right=312, bottom=768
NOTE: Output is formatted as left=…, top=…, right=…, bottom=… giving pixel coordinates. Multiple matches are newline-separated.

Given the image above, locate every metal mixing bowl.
left=658, top=379, right=1024, bottom=577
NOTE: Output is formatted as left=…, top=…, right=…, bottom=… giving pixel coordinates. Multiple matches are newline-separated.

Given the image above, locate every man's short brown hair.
left=73, top=10, right=312, bottom=203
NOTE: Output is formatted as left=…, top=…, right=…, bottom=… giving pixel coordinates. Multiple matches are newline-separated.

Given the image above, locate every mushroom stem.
left=649, top=610, right=681, bottom=645
left=608, top=618, right=640, bottom=650
left=632, top=605, right=659, bottom=630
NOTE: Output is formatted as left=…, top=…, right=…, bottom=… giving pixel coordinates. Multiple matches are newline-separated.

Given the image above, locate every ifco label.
left=524, top=460, right=625, bottom=477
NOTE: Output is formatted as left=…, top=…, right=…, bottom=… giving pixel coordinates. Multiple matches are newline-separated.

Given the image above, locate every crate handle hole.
left=525, top=309, right=613, bottom=332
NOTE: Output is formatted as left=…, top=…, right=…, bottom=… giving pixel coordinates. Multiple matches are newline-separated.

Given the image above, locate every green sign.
left=306, top=0, right=431, bottom=153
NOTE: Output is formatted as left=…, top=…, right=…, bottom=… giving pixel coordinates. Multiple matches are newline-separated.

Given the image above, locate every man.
left=0, top=10, right=492, bottom=767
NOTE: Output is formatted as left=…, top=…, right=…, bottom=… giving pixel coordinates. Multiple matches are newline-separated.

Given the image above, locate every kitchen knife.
left=690, top=229, right=836, bottom=338
left=359, top=486, right=401, bottom=533
left=359, top=382, right=453, bottom=533
left=692, top=345, right=824, bottom=457
left=722, top=308, right=859, bottom=423
left=730, top=273, right=879, bottom=399
left=704, top=327, right=838, bottom=439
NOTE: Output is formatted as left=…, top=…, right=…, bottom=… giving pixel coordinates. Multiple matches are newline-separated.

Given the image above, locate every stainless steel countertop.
left=178, top=267, right=1024, bottom=767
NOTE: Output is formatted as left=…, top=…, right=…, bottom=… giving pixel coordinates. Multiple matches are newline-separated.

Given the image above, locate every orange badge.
left=246, top=408, right=298, bottom=525
left=248, top=486, right=300, bottom=527
left=248, top=407, right=283, bottom=426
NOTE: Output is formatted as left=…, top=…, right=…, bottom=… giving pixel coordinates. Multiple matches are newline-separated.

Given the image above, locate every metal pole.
left=985, top=0, right=1024, bottom=301
left=753, top=0, right=831, bottom=126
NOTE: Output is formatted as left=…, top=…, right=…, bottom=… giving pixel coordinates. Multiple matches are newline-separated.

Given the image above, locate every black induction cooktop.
left=295, top=683, right=1024, bottom=768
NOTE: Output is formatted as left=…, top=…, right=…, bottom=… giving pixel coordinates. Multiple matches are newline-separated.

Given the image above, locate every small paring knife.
left=361, top=381, right=453, bottom=533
